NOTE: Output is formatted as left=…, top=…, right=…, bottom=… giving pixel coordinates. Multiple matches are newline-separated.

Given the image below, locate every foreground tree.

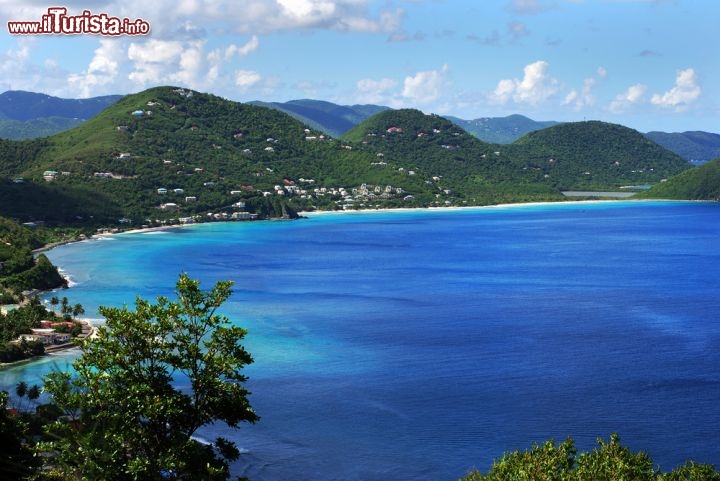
left=461, top=434, right=720, bottom=481
left=0, top=391, right=40, bottom=480
left=43, top=274, right=258, bottom=481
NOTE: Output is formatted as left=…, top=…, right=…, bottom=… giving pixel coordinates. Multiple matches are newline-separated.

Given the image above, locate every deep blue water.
left=2, top=201, right=720, bottom=480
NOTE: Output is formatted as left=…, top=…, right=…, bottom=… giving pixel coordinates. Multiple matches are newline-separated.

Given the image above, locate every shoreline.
left=41, top=198, right=704, bottom=242
left=297, top=198, right=694, bottom=217
left=0, top=319, right=95, bottom=369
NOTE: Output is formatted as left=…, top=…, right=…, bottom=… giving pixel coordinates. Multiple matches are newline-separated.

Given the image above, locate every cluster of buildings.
left=13, top=320, right=77, bottom=346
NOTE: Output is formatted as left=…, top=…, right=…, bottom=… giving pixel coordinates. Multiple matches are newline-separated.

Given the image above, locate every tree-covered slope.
left=446, top=113, right=560, bottom=144
left=0, top=87, right=454, bottom=222
left=344, top=111, right=692, bottom=198
left=0, top=90, right=122, bottom=140
left=0, top=117, right=84, bottom=140
left=0, top=90, right=122, bottom=122
left=0, top=216, right=66, bottom=296
left=250, top=99, right=390, bottom=137
left=343, top=108, right=562, bottom=205
left=506, top=121, right=691, bottom=189
left=638, top=158, right=720, bottom=200
left=0, top=88, right=703, bottom=226
left=644, top=130, right=720, bottom=164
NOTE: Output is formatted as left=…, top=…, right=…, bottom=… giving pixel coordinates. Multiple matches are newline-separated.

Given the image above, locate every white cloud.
left=127, top=39, right=185, bottom=86
left=563, top=67, right=606, bottom=111
left=67, top=39, right=123, bottom=97
left=236, top=36, right=260, bottom=57
left=235, top=69, right=262, bottom=91
left=355, top=77, right=398, bottom=104
left=169, top=40, right=206, bottom=87
left=651, top=68, right=701, bottom=110
left=0, top=1, right=403, bottom=38
left=401, top=64, right=449, bottom=105
left=609, top=83, right=647, bottom=113
left=490, top=60, right=559, bottom=106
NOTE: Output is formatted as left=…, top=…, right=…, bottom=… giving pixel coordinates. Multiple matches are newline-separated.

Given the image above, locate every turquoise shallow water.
left=3, top=201, right=720, bottom=480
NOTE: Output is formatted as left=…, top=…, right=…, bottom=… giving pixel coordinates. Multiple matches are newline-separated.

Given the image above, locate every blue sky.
left=0, top=0, right=716, bottom=132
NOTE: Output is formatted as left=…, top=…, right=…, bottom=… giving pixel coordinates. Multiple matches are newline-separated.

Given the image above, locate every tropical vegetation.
left=461, top=434, right=720, bottom=481
left=639, top=159, right=720, bottom=200
left=0, top=86, right=696, bottom=229
left=1, top=274, right=258, bottom=481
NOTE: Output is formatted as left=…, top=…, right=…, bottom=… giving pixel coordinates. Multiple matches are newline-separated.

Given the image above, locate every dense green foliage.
left=42, top=274, right=257, bottom=481
left=0, top=86, right=697, bottom=227
left=462, top=434, right=720, bottom=481
left=0, top=390, right=40, bottom=480
left=639, top=159, right=720, bottom=200
left=0, top=118, right=84, bottom=140
left=506, top=121, right=691, bottom=190
left=342, top=108, right=563, bottom=205
left=644, top=131, right=720, bottom=163
left=2, top=254, right=66, bottom=292
left=0, top=216, right=67, bottom=296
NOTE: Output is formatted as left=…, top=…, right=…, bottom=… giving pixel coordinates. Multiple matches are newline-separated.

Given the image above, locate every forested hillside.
left=446, top=113, right=560, bottom=144
left=644, top=130, right=720, bottom=164
left=0, top=90, right=122, bottom=140
left=506, top=121, right=690, bottom=189
left=250, top=99, right=389, bottom=137
left=639, top=159, right=720, bottom=200
left=0, top=87, right=696, bottom=228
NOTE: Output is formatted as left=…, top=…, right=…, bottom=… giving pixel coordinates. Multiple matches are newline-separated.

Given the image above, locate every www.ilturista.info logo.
left=7, top=7, right=150, bottom=35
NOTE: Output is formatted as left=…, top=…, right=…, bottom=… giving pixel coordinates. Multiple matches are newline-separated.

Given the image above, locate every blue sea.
left=2, top=200, right=720, bottom=480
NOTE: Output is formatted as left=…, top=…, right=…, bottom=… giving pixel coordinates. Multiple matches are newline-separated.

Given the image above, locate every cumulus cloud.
left=401, top=64, right=450, bottom=105
left=490, top=60, right=559, bottom=106
left=127, top=39, right=185, bottom=86
left=563, top=78, right=597, bottom=111
left=651, top=68, right=701, bottom=110
left=0, top=0, right=407, bottom=99
left=563, top=67, right=606, bottom=111
left=235, top=69, right=262, bottom=91
left=0, top=1, right=404, bottom=37
left=609, top=83, right=647, bottom=113
left=67, top=39, right=124, bottom=97
left=355, top=77, right=398, bottom=104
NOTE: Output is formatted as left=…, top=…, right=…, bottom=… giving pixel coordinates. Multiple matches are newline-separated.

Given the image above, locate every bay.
left=3, top=200, right=720, bottom=480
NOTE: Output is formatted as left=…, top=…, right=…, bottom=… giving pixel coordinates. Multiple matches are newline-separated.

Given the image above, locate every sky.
left=0, top=0, right=716, bottom=133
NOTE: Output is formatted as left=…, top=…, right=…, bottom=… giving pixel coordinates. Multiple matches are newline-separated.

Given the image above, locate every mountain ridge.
left=0, top=90, right=123, bottom=140
left=0, top=86, right=703, bottom=227
left=2, top=91, right=719, bottom=164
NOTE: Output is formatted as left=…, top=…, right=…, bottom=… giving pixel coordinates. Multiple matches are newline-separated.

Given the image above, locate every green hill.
left=0, top=87, right=462, bottom=223
left=0, top=90, right=122, bottom=122
left=0, top=90, right=122, bottom=140
left=0, top=117, right=84, bottom=140
left=0, top=88, right=700, bottom=227
left=344, top=108, right=563, bottom=204
left=344, top=111, right=691, bottom=199
left=638, top=159, right=720, bottom=200
left=644, top=130, right=720, bottom=163
left=505, top=121, right=691, bottom=190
